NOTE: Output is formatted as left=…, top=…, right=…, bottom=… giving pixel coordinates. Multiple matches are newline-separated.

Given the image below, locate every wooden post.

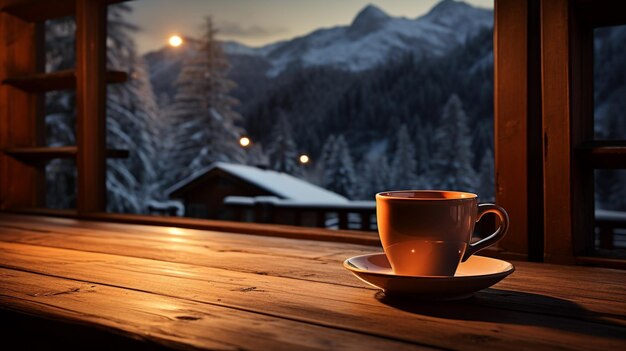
left=75, top=0, right=107, bottom=213
left=359, top=211, right=370, bottom=231
left=494, top=0, right=531, bottom=259
left=540, top=0, right=594, bottom=263
left=0, top=7, right=44, bottom=209
left=338, top=211, right=348, bottom=230
left=315, top=211, right=326, bottom=228
left=568, top=0, right=595, bottom=257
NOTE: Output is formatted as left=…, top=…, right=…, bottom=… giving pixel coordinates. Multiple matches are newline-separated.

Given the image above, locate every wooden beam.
left=4, top=146, right=129, bottom=161
left=0, top=11, right=44, bottom=209
left=540, top=0, right=594, bottom=263
left=494, top=0, right=530, bottom=259
left=577, top=141, right=626, bottom=169
left=568, top=1, right=596, bottom=259
left=2, top=69, right=127, bottom=92
left=75, top=0, right=107, bottom=213
left=0, top=0, right=128, bottom=22
left=541, top=0, right=571, bottom=263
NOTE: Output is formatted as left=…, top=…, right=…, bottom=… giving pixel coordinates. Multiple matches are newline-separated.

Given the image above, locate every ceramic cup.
left=376, top=190, right=509, bottom=277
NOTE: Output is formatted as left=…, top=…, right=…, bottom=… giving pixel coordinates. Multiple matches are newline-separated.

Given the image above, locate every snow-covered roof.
left=168, top=162, right=349, bottom=204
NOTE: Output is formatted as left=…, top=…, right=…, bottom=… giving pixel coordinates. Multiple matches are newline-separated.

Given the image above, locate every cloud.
left=217, top=21, right=288, bottom=38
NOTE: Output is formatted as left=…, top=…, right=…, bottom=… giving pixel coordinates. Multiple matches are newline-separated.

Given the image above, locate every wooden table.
left=0, top=214, right=624, bottom=350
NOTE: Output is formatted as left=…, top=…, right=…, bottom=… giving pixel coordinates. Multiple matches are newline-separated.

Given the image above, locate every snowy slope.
left=260, top=0, right=493, bottom=75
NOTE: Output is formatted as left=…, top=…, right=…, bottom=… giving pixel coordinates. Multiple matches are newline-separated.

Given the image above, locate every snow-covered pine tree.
left=322, top=135, right=356, bottom=198
left=45, top=17, right=78, bottom=208
left=429, top=94, right=478, bottom=192
left=320, top=134, right=337, bottom=167
left=415, top=119, right=431, bottom=176
left=44, top=7, right=163, bottom=212
left=164, top=16, right=245, bottom=187
left=477, top=148, right=495, bottom=201
left=266, top=112, right=301, bottom=176
left=308, top=134, right=337, bottom=186
left=359, top=154, right=391, bottom=199
left=106, top=4, right=163, bottom=213
left=390, top=124, right=419, bottom=190
left=246, top=142, right=270, bottom=167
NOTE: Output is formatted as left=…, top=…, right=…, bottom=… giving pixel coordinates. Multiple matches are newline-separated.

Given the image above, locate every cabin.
left=167, top=162, right=348, bottom=219
left=0, top=0, right=625, bottom=350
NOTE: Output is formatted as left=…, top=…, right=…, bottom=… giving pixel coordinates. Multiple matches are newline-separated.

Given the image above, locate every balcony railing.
left=224, top=196, right=377, bottom=231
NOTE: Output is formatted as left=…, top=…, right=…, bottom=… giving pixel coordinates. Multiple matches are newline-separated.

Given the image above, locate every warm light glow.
left=166, top=227, right=186, bottom=236
left=299, top=154, right=310, bottom=164
left=239, top=137, right=251, bottom=147
left=168, top=35, right=183, bottom=47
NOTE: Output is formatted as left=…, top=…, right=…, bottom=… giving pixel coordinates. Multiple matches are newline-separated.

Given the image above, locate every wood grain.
left=540, top=0, right=595, bottom=263
left=75, top=0, right=107, bottom=213
left=0, top=10, right=44, bottom=209
left=2, top=69, right=127, bottom=92
left=493, top=0, right=530, bottom=259
left=0, top=268, right=429, bottom=351
left=1, top=242, right=624, bottom=351
left=0, top=216, right=625, bottom=350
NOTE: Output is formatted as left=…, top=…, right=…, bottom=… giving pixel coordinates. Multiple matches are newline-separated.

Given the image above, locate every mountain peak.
left=349, top=4, right=390, bottom=37
left=355, top=4, right=389, bottom=21
left=421, top=0, right=491, bottom=29
left=426, top=0, right=472, bottom=15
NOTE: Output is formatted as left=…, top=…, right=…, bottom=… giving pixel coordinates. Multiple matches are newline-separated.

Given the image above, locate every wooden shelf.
left=577, top=141, right=626, bottom=169
left=2, top=69, right=127, bottom=92
left=0, top=0, right=128, bottom=22
left=3, top=146, right=129, bottom=161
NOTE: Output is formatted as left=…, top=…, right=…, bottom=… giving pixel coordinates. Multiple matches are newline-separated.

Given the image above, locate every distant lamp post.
left=239, top=136, right=251, bottom=148
left=168, top=35, right=183, bottom=47
left=299, top=154, right=310, bottom=165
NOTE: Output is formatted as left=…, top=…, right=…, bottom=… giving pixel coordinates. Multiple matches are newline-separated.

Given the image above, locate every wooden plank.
left=0, top=217, right=624, bottom=308
left=568, top=0, right=596, bottom=258
left=0, top=214, right=621, bottom=293
left=540, top=0, right=572, bottom=263
left=493, top=0, right=530, bottom=259
left=75, top=0, right=107, bottom=213
left=0, top=211, right=382, bottom=246
left=541, top=0, right=594, bottom=263
left=0, top=223, right=378, bottom=287
left=0, top=10, right=44, bottom=209
left=3, top=146, right=129, bottom=160
left=1, top=242, right=624, bottom=351
left=525, top=0, right=545, bottom=262
left=576, top=256, right=626, bottom=270
left=577, top=141, right=626, bottom=169
left=2, top=69, right=127, bottom=92
left=0, top=0, right=128, bottom=22
left=0, top=213, right=376, bottom=261
left=0, top=268, right=428, bottom=351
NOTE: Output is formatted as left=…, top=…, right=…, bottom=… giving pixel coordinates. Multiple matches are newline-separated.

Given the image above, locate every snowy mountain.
left=145, top=0, right=493, bottom=96
left=260, top=0, right=492, bottom=75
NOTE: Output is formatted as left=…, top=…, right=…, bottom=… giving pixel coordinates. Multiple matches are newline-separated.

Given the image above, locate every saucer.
left=343, top=253, right=514, bottom=300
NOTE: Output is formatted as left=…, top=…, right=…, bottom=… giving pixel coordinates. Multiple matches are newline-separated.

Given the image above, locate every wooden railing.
left=596, top=210, right=626, bottom=250
left=224, top=197, right=377, bottom=231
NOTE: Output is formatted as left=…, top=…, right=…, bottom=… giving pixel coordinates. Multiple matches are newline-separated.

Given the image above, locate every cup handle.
left=461, top=203, right=509, bottom=262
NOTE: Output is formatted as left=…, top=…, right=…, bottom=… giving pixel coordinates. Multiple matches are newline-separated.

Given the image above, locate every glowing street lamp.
left=168, top=35, right=183, bottom=47
left=239, top=136, right=251, bottom=148
left=299, top=154, right=310, bottom=165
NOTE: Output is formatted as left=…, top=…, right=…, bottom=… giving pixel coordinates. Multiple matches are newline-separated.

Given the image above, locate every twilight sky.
left=129, top=0, right=493, bottom=54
